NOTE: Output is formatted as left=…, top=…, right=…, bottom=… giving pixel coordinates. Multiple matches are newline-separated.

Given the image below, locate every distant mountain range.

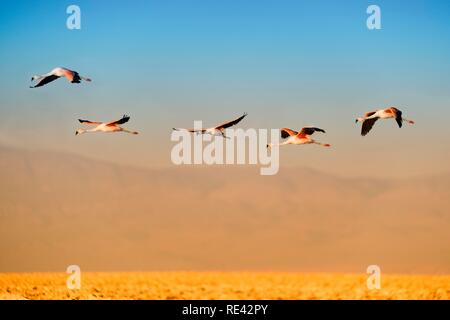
left=1, top=145, right=449, bottom=273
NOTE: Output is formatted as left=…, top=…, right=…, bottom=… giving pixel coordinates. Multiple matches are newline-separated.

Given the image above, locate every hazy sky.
left=0, top=0, right=449, bottom=178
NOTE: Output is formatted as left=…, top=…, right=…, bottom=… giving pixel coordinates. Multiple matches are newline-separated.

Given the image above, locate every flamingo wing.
left=215, top=113, right=247, bottom=130
left=361, top=117, right=379, bottom=136
left=78, top=119, right=102, bottom=125
left=395, top=109, right=403, bottom=128
left=71, top=71, right=82, bottom=83
left=299, top=127, right=326, bottom=136
left=172, top=128, right=206, bottom=133
left=31, top=75, right=59, bottom=88
left=280, top=128, right=298, bottom=139
left=107, top=115, right=130, bottom=126
left=364, top=111, right=377, bottom=117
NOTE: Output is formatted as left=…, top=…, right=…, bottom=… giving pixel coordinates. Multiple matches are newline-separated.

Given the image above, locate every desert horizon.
left=1, top=144, right=449, bottom=274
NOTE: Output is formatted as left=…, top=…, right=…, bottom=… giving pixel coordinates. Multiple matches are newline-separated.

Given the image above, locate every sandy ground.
left=0, top=272, right=449, bottom=300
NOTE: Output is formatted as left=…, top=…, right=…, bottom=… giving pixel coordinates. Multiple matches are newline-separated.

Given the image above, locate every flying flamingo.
left=355, top=107, right=415, bottom=136
left=267, top=127, right=331, bottom=149
left=173, top=113, right=247, bottom=139
left=75, top=115, right=138, bottom=135
left=30, top=67, right=91, bottom=88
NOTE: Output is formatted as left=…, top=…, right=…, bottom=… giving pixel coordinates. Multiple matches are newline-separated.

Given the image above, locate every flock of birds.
left=30, top=67, right=415, bottom=148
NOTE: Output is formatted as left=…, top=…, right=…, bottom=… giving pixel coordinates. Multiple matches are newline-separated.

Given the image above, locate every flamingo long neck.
left=313, top=141, right=331, bottom=147
left=80, top=76, right=92, bottom=82
left=121, top=128, right=139, bottom=135
left=402, top=117, right=415, bottom=124
left=268, top=140, right=291, bottom=148
left=32, top=74, right=45, bottom=81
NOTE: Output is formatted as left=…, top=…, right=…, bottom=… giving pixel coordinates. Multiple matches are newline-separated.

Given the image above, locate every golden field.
left=0, top=272, right=449, bottom=300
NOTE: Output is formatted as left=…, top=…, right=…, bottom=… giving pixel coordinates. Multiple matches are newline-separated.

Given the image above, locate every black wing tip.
left=236, top=113, right=247, bottom=121
left=301, top=127, right=326, bottom=135
left=309, top=127, right=326, bottom=133
left=118, top=115, right=131, bottom=124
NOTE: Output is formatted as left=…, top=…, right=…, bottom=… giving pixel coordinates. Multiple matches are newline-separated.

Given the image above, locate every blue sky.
left=0, top=0, right=449, bottom=177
